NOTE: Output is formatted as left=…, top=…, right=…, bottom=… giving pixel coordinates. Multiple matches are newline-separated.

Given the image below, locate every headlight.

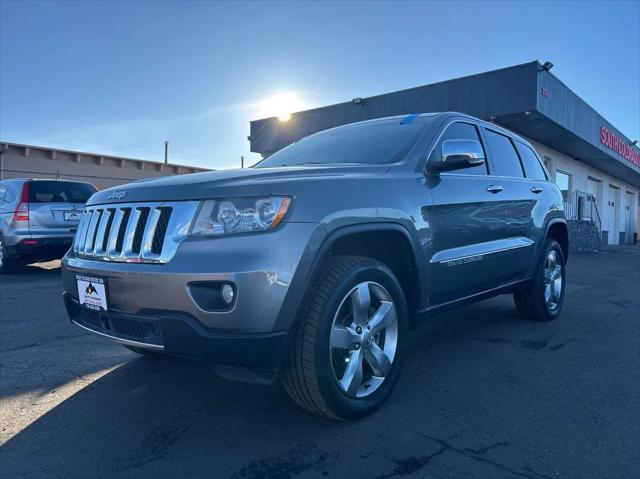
left=190, top=196, right=292, bottom=237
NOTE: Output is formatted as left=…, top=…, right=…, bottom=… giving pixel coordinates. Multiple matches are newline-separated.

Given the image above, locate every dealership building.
left=0, top=142, right=208, bottom=190
left=249, top=61, right=640, bottom=247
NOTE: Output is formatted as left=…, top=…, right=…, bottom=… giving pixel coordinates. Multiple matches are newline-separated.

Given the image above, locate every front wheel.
left=282, top=255, right=408, bottom=420
left=514, top=239, right=566, bottom=321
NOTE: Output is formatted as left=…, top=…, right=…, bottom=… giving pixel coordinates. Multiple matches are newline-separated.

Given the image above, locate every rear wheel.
left=0, top=236, right=20, bottom=274
left=282, top=255, right=408, bottom=420
left=514, top=239, right=566, bottom=321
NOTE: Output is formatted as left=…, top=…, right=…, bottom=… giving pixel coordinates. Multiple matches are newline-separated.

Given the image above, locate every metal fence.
left=564, top=190, right=602, bottom=233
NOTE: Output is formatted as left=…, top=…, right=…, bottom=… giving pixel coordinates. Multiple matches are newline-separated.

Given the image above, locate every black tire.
left=282, top=255, right=409, bottom=421
left=0, top=236, right=20, bottom=274
left=514, top=239, right=566, bottom=321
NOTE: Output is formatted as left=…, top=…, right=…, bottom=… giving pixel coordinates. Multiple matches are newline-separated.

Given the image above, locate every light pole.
left=164, top=141, right=169, bottom=164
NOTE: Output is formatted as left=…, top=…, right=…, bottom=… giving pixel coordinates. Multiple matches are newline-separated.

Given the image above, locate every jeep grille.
left=72, top=201, right=199, bottom=263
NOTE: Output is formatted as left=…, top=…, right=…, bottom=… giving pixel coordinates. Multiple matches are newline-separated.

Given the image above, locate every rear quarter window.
left=29, top=181, right=97, bottom=203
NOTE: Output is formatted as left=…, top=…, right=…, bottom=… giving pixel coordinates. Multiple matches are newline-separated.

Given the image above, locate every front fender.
left=272, top=220, right=427, bottom=334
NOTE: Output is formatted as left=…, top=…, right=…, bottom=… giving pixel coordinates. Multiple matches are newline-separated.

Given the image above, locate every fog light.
left=188, top=281, right=237, bottom=311
left=221, top=284, right=234, bottom=304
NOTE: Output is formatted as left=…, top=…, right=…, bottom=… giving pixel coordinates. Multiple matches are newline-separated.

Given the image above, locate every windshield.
left=255, top=116, right=432, bottom=168
left=29, top=181, right=97, bottom=203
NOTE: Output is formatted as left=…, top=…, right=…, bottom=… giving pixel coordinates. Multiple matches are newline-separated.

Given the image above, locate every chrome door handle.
left=530, top=186, right=544, bottom=194
left=487, top=185, right=504, bottom=194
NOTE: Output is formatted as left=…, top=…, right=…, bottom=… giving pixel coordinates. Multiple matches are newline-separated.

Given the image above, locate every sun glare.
left=257, top=92, right=305, bottom=122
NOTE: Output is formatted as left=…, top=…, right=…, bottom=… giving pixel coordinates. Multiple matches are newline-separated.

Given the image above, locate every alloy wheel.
left=329, top=281, right=398, bottom=398
left=543, top=250, right=563, bottom=311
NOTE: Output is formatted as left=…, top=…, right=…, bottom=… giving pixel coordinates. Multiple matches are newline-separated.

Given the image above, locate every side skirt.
left=416, top=278, right=531, bottom=320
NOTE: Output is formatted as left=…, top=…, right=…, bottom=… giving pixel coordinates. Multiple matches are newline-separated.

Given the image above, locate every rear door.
left=28, top=181, right=96, bottom=236
left=0, top=183, right=15, bottom=235
left=482, top=129, right=541, bottom=280
left=0, top=184, right=8, bottom=234
left=484, top=127, right=550, bottom=283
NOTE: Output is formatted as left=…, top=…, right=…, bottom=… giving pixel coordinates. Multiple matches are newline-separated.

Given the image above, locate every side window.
left=0, top=185, right=6, bottom=203
left=515, top=142, right=547, bottom=181
left=428, top=122, right=488, bottom=175
left=484, top=129, right=525, bottom=178
left=4, top=186, right=16, bottom=204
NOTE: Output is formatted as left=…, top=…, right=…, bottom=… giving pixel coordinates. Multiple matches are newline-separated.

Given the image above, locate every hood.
left=89, top=164, right=390, bottom=205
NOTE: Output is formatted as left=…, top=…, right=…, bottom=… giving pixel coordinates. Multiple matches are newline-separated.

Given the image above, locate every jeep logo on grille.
left=107, top=190, right=127, bottom=200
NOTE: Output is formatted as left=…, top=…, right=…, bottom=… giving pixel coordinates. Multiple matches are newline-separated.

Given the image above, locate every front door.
left=425, top=121, right=534, bottom=306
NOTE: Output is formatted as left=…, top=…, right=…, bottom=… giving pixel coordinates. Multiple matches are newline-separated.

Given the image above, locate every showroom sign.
left=600, top=126, right=640, bottom=167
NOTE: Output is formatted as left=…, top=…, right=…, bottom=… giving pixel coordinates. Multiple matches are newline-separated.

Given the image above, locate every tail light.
left=13, top=182, right=29, bottom=226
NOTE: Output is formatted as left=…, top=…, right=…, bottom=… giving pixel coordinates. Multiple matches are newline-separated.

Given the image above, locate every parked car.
left=0, top=179, right=97, bottom=273
left=60, top=113, right=568, bottom=420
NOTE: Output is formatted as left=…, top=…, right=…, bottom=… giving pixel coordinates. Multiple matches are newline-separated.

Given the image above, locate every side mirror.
left=428, top=139, right=486, bottom=173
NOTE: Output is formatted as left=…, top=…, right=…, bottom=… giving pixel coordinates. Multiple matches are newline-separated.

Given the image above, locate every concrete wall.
left=0, top=143, right=209, bottom=190
left=527, top=137, right=639, bottom=245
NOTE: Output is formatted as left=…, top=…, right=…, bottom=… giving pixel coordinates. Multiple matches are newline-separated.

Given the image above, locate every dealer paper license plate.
left=76, top=275, right=108, bottom=311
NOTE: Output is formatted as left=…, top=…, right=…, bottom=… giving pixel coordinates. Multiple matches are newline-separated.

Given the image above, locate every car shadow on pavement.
left=3, top=251, right=638, bottom=478
left=0, top=296, right=543, bottom=479
left=0, top=354, right=337, bottom=478
left=0, top=260, right=61, bottom=282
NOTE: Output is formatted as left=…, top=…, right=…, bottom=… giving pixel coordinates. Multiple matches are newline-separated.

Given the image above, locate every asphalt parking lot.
left=1, top=248, right=639, bottom=479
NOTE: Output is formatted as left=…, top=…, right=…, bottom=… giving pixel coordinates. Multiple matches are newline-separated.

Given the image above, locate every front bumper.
left=61, top=222, right=326, bottom=380
left=63, top=293, right=290, bottom=383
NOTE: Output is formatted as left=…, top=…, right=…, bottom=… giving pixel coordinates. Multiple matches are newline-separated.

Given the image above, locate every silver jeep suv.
left=61, top=113, right=568, bottom=420
left=0, top=179, right=96, bottom=273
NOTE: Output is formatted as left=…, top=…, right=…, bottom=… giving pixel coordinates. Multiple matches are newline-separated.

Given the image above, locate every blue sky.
left=1, top=0, right=639, bottom=169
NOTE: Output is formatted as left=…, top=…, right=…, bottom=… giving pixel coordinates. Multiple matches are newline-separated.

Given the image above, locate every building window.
left=555, top=170, right=571, bottom=201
